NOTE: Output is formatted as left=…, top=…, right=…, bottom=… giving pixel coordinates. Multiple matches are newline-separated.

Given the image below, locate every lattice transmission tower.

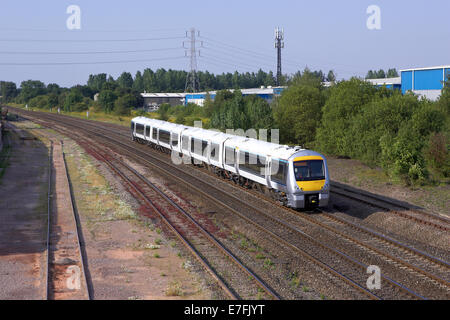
left=184, top=28, right=202, bottom=93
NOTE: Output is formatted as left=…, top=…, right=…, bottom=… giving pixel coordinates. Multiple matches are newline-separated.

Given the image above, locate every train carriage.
left=131, top=116, right=330, bottom=209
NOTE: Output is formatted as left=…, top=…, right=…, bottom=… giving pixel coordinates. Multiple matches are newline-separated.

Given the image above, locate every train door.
left=145, top=125, right=151, bottom=140
left=267, top=157, right=272, bottom=189
left=131, top=121, right=136, bottom=140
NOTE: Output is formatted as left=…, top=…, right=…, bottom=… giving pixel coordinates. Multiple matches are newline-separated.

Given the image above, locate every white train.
left=131, top=116, right=330, bottom=209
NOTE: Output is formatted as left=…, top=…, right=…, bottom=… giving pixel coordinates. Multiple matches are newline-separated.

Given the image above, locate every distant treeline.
left=0, top=67, right=335, bottom=115
left=365, top=68, right=399, bottom=79
left=87, top=68, right=336, bottom=93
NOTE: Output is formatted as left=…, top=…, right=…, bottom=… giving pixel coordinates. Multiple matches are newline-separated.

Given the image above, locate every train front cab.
left=286, top=155, right=330, bottom=209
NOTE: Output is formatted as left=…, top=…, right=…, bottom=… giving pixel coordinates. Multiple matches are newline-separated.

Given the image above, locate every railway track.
left=48, top=122, right=280, bottom=300
left=213, top=176, right=450, bottom=296
left=13, top=108, right=449, bottom=299
left=84, top=140, right=280, bottom=300
left=331, top=181, right=450, bottom=231
left=45, top=138, right=90, bottom=300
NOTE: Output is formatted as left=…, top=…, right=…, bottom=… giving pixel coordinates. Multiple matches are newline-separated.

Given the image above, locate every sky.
left=0, top=0, right=449, bottom=88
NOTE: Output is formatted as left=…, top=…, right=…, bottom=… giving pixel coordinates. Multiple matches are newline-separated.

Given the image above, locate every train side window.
left=202, top=140, right=208, bottom=155
left=191, top=138, right=205, bottom=155
left=225, top=147, right=235, bottom=165
left=172, top=133, right=179, bottom=147
left=159, top=130, right=171, bottom=144
left=240, top=152, right=266, bottom=177
left=271, top=160, right=286, bottom=185
left=182, top=136, right=189, bottom=150
left=136, top=123, right=145, bottom=135
left=145, top=126, right=150, bottom=137
left=152, top=127, right=158, bottom=140
left=211, top=143, right=219, bottom=161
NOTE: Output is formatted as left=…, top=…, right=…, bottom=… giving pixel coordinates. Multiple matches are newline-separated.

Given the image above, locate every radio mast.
left=275, top=27, right=284, bottom=86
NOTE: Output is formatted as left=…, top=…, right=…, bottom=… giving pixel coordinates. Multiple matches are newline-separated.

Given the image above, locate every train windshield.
left=294, top=160, right=325, bottom=181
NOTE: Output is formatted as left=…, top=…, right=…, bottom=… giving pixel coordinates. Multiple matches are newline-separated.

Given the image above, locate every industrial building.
left=140, top=86, right=286, bottom=110
left=184, top=86, right=286, bottom=106
left=141, top=92, right=186, bottom=111
left=366, top=77, right=402, bottom=90
left=368, top=65, right=449, bottom=100
left=400, top=65, right=449, bottom=101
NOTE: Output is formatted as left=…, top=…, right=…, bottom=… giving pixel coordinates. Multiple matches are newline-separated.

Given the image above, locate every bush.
left=210, top=90, right=273, bottom=132
left=348, top=92, right=419, bottom=165
left=273, top=84, right=323, bottom=146
left=28, top=95, right=49, bottom=109
left=379, top=123, right=428, bottom=184
left=316, top=78, right=380, bottom=155
left=425, top=132, right=450, bottom=178
left=114, top=94, right=137, bottom=115
left=97, top=90, right=117, bottom=113
left=175, top=113, right=185, bottom=124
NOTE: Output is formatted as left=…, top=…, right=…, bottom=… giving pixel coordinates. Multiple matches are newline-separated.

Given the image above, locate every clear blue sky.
left=0, top=0, right=449, bottom=87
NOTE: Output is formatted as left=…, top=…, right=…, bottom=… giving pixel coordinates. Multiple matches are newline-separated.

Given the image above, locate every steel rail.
left=61, top=141, right=91, bottom=300
left=45, top=141, right=53, bottom=300
left=331, top=184, right=450, bottom=231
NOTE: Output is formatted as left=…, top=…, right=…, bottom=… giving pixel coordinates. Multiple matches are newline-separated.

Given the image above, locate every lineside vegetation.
left=1, top=70, right=448, bottom=185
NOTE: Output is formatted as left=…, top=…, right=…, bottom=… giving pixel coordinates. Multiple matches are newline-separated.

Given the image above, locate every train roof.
left=131, top=116, right=307, bottom=160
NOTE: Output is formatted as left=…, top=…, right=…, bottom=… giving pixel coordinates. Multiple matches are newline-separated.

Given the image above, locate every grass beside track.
left=0, top=131, right=12, bottom=181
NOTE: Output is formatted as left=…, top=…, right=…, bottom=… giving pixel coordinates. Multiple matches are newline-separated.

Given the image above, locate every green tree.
left=18, top=80, right=46, bottom=103
left=117, top=72, right=134, bottom=88
left=244, top=95, right=274, bottom=131
left=203, top=92, right=214, bottom=117
left=114, top=93, right=138, bottom=115
left=348, top=92, right=420, bottom=164
left=47, top=93, right=59, bottom=109
left=0, top=81, right=18, bottom=102
left=98, top=90, right=117, bottom=113
left=157, top=103, right=171, bottom=121
left=316, top=78, right=379, bottom=155
left=28, top=95, right=49, bottom=109
left=387, top=68, right=399, bottom=78
left=133, top=71, right=144, bottom=92
left=376, top=69, right=386, bottom=78
left=87, top=73, right=107, bottom=92
left=64, top=88, right=85, bottom=112
left=327, top=70, right=336, bottom=82
left=273, top=84, right=324, bottom=146
left=290, top=68, right=323, bottom=88
left=47, top=83, right=62, bottom=95
left=366, top=70, right=375, bottom=79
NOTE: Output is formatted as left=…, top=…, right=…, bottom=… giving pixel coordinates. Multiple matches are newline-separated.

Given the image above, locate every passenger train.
left=131, top=116, right=330, bottom=209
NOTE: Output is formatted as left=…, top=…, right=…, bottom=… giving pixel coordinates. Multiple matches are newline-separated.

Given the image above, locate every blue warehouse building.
left=367, top=65, right=448, bottom=101
left=400, top=65, right=450, bottom=101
